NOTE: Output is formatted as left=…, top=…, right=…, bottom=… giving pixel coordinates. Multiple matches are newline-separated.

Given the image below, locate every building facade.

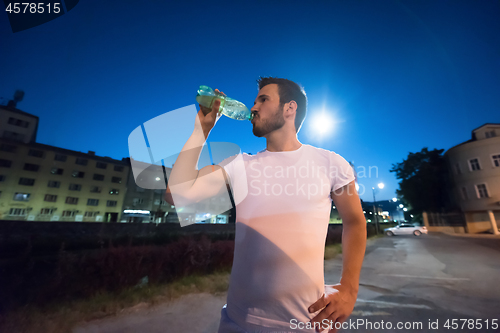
left=0, top=138, right=130, bottom=222
left=120, top=157, right=175, bottom=223
left=122, top=157, right=232, bottom=224
left=445, top=123, right=500, bottom=234
left=0, top=104, right=39, bottom=144
left=0, top=103, right=233, bottom=224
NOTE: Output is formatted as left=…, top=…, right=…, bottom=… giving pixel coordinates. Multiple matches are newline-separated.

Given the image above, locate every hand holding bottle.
left=195, top=88, right=225, bottom=139
left=196, top=85, right=252, bottom=121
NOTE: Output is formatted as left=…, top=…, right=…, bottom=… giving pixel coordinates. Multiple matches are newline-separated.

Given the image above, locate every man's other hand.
left=308, top=283, right=357, bottom=332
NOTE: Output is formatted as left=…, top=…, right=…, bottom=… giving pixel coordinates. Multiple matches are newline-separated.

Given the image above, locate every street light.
left=372, top=183, right=384, bottom=235
left=311, top=111, right=334, bottom=137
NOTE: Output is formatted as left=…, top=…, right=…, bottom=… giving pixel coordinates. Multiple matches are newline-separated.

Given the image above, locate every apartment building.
left=0, top=102, right=130, bottom=222
left=120, top=157, right=175, bottom=223
left=0, top=102, right=231, bottom=224
left=122, top=157, right=232, bottom=224
left=0, top=103, right=39, bottom=144
left=0, top=138, right=129, bottom=222
left=445, top=123, right=500, bottom=234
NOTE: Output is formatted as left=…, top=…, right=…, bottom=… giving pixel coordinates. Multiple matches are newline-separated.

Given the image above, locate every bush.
left=0, top=235, right=234, bottom=312
left=325, top=225, right=342, bottom=245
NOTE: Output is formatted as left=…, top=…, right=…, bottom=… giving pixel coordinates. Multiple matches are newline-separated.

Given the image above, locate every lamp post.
left=155, top=189, right=165, bottom=225
left=372, top=183, right=384, bottom=234
left=392, top=198, right=405, bottom=222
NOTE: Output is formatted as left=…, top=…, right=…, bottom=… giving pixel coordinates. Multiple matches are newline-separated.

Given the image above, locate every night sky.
left=1, top=0, right=499, bottom=202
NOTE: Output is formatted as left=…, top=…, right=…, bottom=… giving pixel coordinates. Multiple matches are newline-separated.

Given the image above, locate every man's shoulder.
left=305, top=144, right=330, bottom=153
left=303, top=144, right=339, bottom=159
left=306, top=144, right=348, bottom=157
left=303, top=145, right=351, bottom=169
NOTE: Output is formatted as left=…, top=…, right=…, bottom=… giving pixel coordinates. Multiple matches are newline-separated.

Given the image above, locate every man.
left=165, top=77, right=366, bottom=333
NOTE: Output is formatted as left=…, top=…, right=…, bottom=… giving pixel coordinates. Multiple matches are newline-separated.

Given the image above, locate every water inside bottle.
left=196, top=85, right=253, bottom=121
left=223, top=99, right=251, bottom=120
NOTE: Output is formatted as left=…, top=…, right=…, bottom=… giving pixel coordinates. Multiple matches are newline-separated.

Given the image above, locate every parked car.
left=384, top=223, right=428, bottom=236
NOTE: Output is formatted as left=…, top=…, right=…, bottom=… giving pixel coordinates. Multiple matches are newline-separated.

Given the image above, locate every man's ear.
left=285, top=100, right=297, bottom=119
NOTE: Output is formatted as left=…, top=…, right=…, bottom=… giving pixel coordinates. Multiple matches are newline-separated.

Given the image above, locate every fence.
left=426, top=212, right=466, bottom=227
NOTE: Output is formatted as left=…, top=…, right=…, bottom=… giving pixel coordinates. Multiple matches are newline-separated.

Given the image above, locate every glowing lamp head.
left=311, top=112, right=334, bottom=136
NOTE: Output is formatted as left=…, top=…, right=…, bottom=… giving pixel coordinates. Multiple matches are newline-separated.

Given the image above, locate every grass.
left=1, top=235, right=382, bottom=333
left=324, top=243, right=342, bottom=260
left=0, top=268, right=231, bottom=333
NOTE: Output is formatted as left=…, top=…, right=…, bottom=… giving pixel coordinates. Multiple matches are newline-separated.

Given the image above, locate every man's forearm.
left=339, top=218, right=367, bottom=292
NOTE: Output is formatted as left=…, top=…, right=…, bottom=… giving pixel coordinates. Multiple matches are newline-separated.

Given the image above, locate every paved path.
left=74, top=233, right=500, bottom=332
left=73, top=293, right=227, bottom=333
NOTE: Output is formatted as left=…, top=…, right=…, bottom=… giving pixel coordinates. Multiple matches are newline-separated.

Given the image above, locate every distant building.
left=124, top=157, right=233, bottom=224
left=121, top=157, right=174, bottom=223
left=445, top=123, right=500, bottom=234
left=0, top=137, right=129, bottom=222
left=0, top=104, right=39, bottom=144
left=363, top=200, right=405, bottom=223
left=0, top=98, right=131, bottom=222
left=0, top=102, right=233, bottom=224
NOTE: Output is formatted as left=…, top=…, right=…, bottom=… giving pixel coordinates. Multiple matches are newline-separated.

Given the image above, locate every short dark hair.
left=257, top=77, right=307, bottom=133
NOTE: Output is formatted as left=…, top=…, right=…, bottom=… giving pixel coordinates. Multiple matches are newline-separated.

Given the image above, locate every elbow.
left=343, top=215, right=368, bottom=229
left=164, top=183, right=200, bottom=208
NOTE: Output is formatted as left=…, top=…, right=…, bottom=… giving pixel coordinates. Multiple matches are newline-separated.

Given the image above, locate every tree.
left=390, top=148, right=452, bottom=216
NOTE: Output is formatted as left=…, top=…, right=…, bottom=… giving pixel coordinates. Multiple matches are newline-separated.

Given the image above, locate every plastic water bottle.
left=196, top=85, right=253, bottom=121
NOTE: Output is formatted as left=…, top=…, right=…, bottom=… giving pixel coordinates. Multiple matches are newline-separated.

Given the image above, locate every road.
left=74, top=233, right=500, bottom=332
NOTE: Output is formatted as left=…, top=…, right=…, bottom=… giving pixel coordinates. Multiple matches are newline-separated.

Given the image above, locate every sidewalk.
left=73, top=292, right=227, bottom=333
left=440, top=231, right=500, bottom=239
left=74, top=233, right=498, bottom=333
left=73, top=251, right=346, bottom=332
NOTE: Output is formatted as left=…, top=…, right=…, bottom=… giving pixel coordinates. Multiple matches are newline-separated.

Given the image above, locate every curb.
left=441, top=231, right=500, bottom=239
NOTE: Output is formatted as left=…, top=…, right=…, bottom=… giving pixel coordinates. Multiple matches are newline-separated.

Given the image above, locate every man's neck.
left=265, top=131, right=302, bottom=152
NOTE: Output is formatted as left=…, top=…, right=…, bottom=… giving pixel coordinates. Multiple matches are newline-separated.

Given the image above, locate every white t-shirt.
left=218, top=144, right=355, bottom=332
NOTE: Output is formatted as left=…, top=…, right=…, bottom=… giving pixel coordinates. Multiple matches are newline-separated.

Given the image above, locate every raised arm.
left=165, top=90, right=229, bottom=206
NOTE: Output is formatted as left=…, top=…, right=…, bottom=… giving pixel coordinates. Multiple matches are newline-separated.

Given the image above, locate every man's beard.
left=252, top=105, right=285, bottom=137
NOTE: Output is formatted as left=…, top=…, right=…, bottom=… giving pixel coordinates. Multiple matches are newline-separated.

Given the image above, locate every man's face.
left=251, top=84, right=285, bottom=138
